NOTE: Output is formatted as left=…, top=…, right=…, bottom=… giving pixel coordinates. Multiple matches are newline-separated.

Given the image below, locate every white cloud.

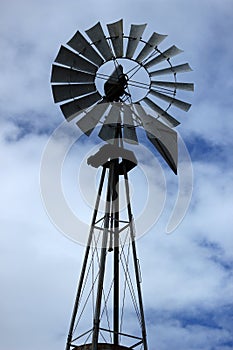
left=148, top=319, right=232, bottom=350
left=0, top=0, right=233, bottom=349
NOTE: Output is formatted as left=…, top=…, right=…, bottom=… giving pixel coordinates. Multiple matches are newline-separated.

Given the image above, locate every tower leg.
left=113, top=158, right=119, bottom=346
left=92, top=160, right=116, bottom=350
left=65, top=166, right=107, bottom=350
left=123, top=164, right=148, bottom=350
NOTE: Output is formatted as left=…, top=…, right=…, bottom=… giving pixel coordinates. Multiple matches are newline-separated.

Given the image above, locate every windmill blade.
left=123, top=126, right=138, bottom=144
left=145, top=45, right=183, bottom=69
left=77, top=102, right=110, bottom=136
left=143, top=97, right=180, bottom=127
left=151, top=80, right=194, bottom=91
left=136, top=32, right=167, bottom=63
left=147, top=132, right=177, bottom=174
left=98, top=103, right=121, bottom=142
left=60, top=91, right=102, bottom=121
left=122, top=104, right=138, bottom=144
left=133, top=102, right=148, bottom=122
left=67, top=31, right=103, bottom=67
left=51, top=65, right=95, bottom=84
left=140, top=114, right=177, bottom=174
left=125, top=23, right=147, bottom=59
left=54, top=45, right=98, bottom=74
left=85, top=22, right=113, bottom=61
left=107, top=19, right=123, bottom=58
left=52, top=84, right=96, bottom=103
left=150, top=89, right=191, bottom=111
left=149, top=63, right=193, bottom=77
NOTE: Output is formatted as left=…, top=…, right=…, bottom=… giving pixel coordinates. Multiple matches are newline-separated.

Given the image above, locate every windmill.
left=50, top=19, right=193, bottom=350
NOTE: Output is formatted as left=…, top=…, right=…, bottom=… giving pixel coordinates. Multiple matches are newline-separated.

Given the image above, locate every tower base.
left=74, top=344, right=131, bottom=350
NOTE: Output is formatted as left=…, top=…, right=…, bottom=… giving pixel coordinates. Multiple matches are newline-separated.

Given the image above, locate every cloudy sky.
left=1, top=0, right=233, bottom=350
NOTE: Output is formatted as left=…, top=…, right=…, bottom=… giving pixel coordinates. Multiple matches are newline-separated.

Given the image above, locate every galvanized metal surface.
left=55, top=45, right=98, bottom=73
left=86, top=22, right=113, bottom=61
left=51, top=65, right=95, bottom=83
left=145, top=45, right=183, bottom=69
left=60, top=91, right=101, bottom=121
left=52, top=83, right=96, bottom=103
left=122, top=104, right=138, bottom=144
left=125, top=23, right=147, bottom=59
left=149, top=62, right=193, bottom=76
left=98, top=104, right=121, bottom=141
left=141, top=113, right=178, bottom=174
left=150, top=89, right=192, bottom=111
left=67, top=31, right=104, bottom=66
left=107, top=19, right=124, bottom=58
left=77, top=103, right=109, bottom=136
left=73, top=342, right=134, bottom=350
left=143, top=96, right=180, bottom=127
left=151, top=80, right=194, bottom=91
left=136, top=32, right=167, bottom=63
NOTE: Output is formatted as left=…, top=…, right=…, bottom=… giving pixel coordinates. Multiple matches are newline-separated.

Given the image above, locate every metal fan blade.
left=60, top=91, right=102, bottom=121
left=150, top=63, right=193, bottom=77
left=54, top=45, right=99, bottom=74
left=143, top=97, right=180, bottom=127
left=98, top=103, right=121, bottom=142
left=52, top=84, right=96, bottom=103
left=77, top=102, right=110, bottom=136
left=123, top=126, right=138, bottom=144
left=140, top=114, right=177, bottom=174
left=133, top=102, right=148, bottom=121
left=136, top=32, right=167, bottom=63
left=147, top=133, right=177, bottom=174
left=67, top=31, right=103, bottom=67
left=134, top=105, right=177, bottom=172
left=150, top=89, right=191, bottom=111
left=145, top=45, right=183, bottom=69
left=85, top=22, right=113, bottom=61
left=151, top=80, right=194, bottom=91
left=125, top=23, right=147, bottom=59
left=51, top=65, right=95, bottom=84
left=107, top=19, right=123, bottom=58
left=122, top=104, right=138, bottom=144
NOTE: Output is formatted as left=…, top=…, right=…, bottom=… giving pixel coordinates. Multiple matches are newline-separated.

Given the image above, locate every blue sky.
left=0, top=0, right=233, bottom=350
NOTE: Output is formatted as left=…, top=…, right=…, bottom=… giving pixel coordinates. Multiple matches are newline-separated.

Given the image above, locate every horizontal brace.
left=131, top=340, right=143, bottom=348
left=71, top=328, right=94, bottom=342
left=93, top=226, right=114, bottom=234
left=99, top=327, right=143, bottom=340
left=93, top=223, right=130, bottom=234
left=93, top=216, right=105, bottom=225
left=118, top=223, right=130, bottom=233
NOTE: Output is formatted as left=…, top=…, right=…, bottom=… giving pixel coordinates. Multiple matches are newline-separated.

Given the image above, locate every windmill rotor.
left=51, top=19, right=193, bottom=172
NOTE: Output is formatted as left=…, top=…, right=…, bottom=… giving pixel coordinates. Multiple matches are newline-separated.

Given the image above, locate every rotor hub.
left=103, top=70, right=128, bottom=102
left=96, top=58, right=150, bottom=103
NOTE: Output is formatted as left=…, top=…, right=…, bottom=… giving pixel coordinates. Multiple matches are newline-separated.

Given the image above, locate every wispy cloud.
left=0, top=1, right=232, bottom=349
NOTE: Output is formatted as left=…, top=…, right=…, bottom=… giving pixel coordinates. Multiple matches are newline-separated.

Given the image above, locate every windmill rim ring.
left=50, top=21, right=193, bottom=125
left=88, top=35, right=178, bottom=106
